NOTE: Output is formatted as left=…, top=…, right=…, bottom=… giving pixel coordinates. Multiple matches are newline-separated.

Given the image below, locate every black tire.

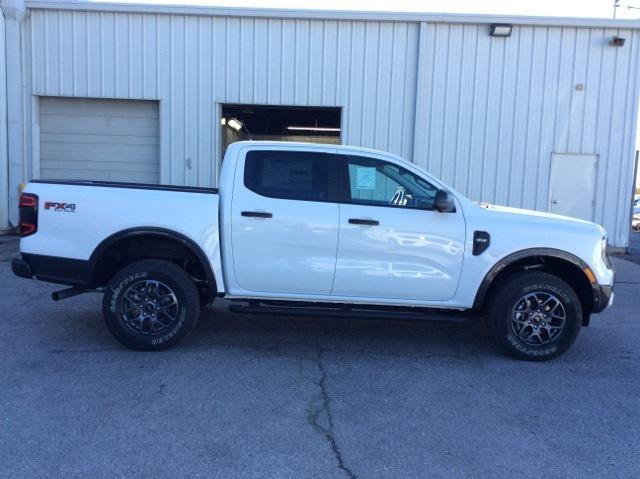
left=485, top=271, right=582, bottom=361
left=102, top=259, right=201, bottom=351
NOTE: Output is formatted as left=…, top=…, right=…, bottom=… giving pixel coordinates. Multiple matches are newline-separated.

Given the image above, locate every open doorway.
left=220, top=104, right=341, bottom=155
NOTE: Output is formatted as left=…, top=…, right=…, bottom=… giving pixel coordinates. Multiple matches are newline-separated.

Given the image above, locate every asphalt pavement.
left=1, top=235, right=639, bottom=478
left=625, top=229, right=640, bottom=265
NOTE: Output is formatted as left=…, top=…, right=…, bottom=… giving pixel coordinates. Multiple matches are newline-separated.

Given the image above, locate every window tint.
left=346, top=156, right=439, bottom=209
left=244, top=151, right=330, bottom=201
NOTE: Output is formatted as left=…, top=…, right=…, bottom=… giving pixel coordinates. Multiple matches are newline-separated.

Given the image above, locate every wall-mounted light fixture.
left=610, top=36, right=626, bottom=47
left=227, top=118, right=244, bottom=131
left=490, top=24, right=513, bottom=37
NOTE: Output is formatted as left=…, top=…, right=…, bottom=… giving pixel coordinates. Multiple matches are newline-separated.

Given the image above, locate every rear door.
left=230, top=147, right=340, bottom=295
left=332, top=153, right=466, bottom=302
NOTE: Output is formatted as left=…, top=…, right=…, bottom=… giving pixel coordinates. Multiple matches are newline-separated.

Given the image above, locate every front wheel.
left=102, top=259, right=201, bottom=350
left=485, top=271, right=582, bottom=361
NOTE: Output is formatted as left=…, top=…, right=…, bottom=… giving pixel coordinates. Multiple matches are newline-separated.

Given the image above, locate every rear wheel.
left=485, top=271, right=582, bottom=361
left=102, top=259, right=200, bottom=350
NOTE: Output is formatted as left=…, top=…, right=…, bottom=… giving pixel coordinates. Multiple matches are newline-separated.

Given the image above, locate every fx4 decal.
left=44, top=202, right=76, bottom=213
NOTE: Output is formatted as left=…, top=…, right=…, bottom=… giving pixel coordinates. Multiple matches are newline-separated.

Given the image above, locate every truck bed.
left=18, top=179, right=223, bottom=290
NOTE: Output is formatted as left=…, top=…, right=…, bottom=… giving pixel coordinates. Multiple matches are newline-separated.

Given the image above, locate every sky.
left=111, top=0, right=640, bottom=19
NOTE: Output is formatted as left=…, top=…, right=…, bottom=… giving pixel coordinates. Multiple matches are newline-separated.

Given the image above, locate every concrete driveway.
left=1, top=236, right=639, bottom=478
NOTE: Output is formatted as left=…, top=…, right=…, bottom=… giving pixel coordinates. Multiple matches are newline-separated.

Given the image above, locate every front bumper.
left=11, top=256, right=33, bottom=279
left=592, top=284, right=614, bottom=313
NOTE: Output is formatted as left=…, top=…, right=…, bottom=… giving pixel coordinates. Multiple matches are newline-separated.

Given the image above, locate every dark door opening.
left=220, top=104, right=341, bottom=155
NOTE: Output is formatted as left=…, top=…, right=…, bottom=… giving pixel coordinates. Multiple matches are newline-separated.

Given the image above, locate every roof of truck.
left=228, top=141, right=407, bottom=161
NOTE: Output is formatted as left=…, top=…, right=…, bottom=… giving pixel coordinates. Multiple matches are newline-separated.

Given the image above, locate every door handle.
left=241, top=211, right=273, bottom=218
left=349, top=218, right=379, bottom=226
left=551, top=200, right=558, bottom=205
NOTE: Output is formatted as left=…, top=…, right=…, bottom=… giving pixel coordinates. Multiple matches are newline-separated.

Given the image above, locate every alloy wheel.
left=120, top=280, right=180, bottom=336
left=511, top=292, right=567, bottom=346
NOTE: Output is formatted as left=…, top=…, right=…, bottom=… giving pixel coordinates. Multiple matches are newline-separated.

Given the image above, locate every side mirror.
left=434, top=190, right=455, bottom=213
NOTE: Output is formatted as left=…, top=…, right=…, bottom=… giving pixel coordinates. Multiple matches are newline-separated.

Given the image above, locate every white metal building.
left=1, top=0, right=640, bottom=248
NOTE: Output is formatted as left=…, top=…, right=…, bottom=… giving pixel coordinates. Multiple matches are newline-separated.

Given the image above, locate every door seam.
left=328, top=203, right=341, bottom=295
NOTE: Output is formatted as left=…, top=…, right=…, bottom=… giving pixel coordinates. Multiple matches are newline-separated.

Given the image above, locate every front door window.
left=346, top=156, right=439, bottom=210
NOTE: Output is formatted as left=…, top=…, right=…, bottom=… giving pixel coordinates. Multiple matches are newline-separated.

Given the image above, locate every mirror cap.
left=434, top=190, right=456, bottom=213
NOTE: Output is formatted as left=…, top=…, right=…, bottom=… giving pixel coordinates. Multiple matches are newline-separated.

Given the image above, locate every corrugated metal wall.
left=414, top=23, right=640, bottom=247
left=0, top=11, right=8, bottom=229
left=28, top=10, right=419, bottom=188
left=22, top=8, right=640, bottom=247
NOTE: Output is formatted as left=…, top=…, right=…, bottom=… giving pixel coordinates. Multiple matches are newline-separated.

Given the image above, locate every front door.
left=549, top=153, right=597, bottom=221
left=230, top=148, right=340, bottom=295
left=331, top=154, right=466, bottom=302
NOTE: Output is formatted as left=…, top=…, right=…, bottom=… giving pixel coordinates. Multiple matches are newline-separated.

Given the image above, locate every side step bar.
left=228, top=301, right=469, bottom=323
left=51, top=286, right=101, bottom=301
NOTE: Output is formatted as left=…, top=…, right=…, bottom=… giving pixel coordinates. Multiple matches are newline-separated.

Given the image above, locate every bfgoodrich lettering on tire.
left=102, top=259, right=201, bottom=350
left=486, top=271, right=582, bottom=361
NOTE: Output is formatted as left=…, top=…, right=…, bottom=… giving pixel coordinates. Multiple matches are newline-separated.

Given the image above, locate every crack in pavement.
left=303, top=344, right=357, bottom=479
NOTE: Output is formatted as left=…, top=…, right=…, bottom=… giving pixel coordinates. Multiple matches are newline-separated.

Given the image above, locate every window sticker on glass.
left=355, top=167, right=376, bottom=190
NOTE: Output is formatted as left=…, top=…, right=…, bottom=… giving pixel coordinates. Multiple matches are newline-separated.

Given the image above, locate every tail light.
left=19, top=193, right=38, bottom=237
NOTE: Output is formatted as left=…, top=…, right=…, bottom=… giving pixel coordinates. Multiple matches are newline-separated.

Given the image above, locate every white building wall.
left=8, top=5, right=640, bottom=248
left=414, top=23, right=640, bottom=248
left=28, top=10, right=419, bottom=188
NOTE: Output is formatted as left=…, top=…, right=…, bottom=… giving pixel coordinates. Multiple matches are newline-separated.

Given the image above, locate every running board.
left=228, top=302, right=469, bottom=323
left=51, top=286, right=103, bottom=301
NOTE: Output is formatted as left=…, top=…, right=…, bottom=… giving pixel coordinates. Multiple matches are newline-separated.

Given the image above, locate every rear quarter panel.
left=20, top=183, right=224, bottom=292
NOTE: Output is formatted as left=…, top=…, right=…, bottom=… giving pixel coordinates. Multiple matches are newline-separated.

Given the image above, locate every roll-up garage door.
left=39, top=97, right=160, bottom=183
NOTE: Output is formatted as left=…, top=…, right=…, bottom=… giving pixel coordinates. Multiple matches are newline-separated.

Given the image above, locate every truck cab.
left=221, top=142, right=465, bottom=304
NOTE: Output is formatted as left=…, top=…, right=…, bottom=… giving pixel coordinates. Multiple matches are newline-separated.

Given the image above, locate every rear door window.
left=244, top=151, right=332, bottom=202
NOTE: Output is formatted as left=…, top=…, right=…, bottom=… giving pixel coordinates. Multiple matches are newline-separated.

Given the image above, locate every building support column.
left=412, top=22, right=430, bottom=171
left=0, top=0, right=26, bottom=228
left=0, top=10, right=8, bottom=231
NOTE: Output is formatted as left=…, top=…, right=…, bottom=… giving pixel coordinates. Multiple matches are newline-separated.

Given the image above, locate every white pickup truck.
left=12, top=141, right=614, bottom=360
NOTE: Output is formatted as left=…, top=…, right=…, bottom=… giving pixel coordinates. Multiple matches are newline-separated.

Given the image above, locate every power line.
left=613, top=1, right=640, bottom=17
